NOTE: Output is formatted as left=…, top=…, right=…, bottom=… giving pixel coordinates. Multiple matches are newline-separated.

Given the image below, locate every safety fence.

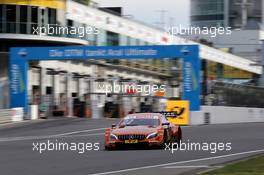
left=205, top=81, right=264, bottom=108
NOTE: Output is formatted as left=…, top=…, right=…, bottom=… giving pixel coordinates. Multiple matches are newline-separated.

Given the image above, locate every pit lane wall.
left=0, top=108, right=23, bottom=124
left=2, top=106, right=264, bottom=125
left=190, top=106, right=264, bottom=125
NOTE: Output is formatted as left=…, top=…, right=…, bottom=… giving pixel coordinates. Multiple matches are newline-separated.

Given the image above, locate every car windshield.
left=119, top=118, right=160, bottom=127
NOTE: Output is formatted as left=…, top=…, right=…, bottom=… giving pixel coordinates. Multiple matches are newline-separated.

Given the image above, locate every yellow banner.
left=166, top=100, right=189, bottom=125
left=0, top=0, right=65, bottom=9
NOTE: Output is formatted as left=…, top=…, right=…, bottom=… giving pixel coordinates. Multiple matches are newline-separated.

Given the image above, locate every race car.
left=104, top=113, right=182, bottom=150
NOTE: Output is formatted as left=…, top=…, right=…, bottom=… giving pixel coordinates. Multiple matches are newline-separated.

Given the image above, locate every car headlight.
left=110, top=133, right=118, bottom=140
left=146, top=132, right=158, bottom=139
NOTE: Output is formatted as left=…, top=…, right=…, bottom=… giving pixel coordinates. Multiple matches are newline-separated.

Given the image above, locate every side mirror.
left=111, top=124, right=117, bottom=128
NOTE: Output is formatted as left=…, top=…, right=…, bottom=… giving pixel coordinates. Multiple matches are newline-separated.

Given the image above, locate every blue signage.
left=8, top=58, right=28, bottom=112
left=9, top=45, right=200, bottom=112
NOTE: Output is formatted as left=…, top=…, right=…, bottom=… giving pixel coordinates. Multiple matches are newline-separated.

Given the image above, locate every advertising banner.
left=166, top=100, right=190, bottom=125
left=9, top=45, right=200, bottom=114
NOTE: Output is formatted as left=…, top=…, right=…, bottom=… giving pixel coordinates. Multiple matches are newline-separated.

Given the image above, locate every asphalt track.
left=0, top=118, right=263, bottom=175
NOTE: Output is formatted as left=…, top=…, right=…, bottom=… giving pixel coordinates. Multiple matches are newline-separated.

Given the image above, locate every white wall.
left=190, top=106, right=264, bottom=125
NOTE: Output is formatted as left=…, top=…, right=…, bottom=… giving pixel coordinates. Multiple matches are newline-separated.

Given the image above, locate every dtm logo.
left=166, top=100, right=190, bottom=125
left=169, top=106, right=185, bottom=119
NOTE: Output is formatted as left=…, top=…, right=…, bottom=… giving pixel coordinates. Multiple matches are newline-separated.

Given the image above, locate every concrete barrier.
left=11, top=108, right=24, bottom=122
left=0, top=109, right=13, bottom=124
left=27, top=105, right=39, bottom=120
left=189, top=111, right=203, bottom=125
left=0, top=108, right=24, bottom=124
left=190, top=106, right=264, bottom=125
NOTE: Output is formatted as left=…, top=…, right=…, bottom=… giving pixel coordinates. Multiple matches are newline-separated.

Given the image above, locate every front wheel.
left=173, top=127, right=182, bottom=144
left=161, top=129, right=170, bottom=148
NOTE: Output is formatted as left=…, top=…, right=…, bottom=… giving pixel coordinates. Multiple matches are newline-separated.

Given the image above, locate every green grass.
left=203, top=155, right=264, bottom=175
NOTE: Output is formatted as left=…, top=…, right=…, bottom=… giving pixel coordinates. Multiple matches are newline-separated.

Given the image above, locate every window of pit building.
left=6, top=5, right=16, bottom=33
left=31, top=6, right=38, bottom=34
left=0, top=5, right=3, bottom=33
left=48, top=8, right=57, bottom=25
left=106, top=31, right=119, bottom=46
left=19, top=5, right=28, bottom=34
left=126, top=36, right=131, bottom=46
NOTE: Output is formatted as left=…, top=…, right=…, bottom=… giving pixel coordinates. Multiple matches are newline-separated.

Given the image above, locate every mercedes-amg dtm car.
left=104, top=113, right=182, bottom=150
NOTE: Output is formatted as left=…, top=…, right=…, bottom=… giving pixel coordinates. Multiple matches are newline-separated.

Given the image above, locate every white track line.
left=0, top=128, right=106, bottom=142
left=87, top=149, right=264, bottom=175
left=162, top=165, right=223, bottom=169
left=52, top=128, right=106, bottom=137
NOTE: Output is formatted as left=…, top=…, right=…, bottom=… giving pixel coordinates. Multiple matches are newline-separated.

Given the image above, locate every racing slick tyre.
left=161, top=129, right=170, bottom=148
left=173, top=127, right=182, bottom=144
